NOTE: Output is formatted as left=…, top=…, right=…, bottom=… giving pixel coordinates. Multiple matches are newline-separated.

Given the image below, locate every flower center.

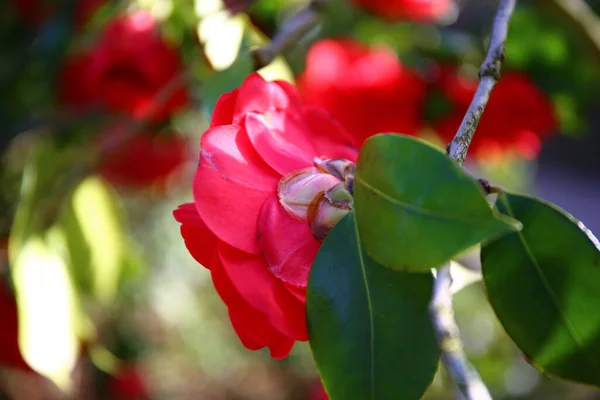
left=277, top=158, right=355, bottom=241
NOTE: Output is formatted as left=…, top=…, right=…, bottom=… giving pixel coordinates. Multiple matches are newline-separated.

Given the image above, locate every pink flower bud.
left=278, top=167, right=341, bottom=221
left=308, top=182, right=353, bottom=241
left=313, top=158, right=355, bottom=182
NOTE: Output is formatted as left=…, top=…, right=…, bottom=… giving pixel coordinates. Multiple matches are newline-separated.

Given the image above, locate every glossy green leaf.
left=353, top=134, right=519, bottom=271
left=481, top=192, right=600, bottom=387
left=307, top=211, right=440, bottom=400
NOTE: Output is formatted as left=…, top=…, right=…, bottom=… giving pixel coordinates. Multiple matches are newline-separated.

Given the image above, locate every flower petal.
left=273, top=80, right=302, bottom=109
left=173, top=203, right=219, bottom=269
left=210, top=255, right=295, bottom=358
left=244, top=112, right=315, bottom=175
left=229, top=306, right=295, bottom=359
left=217, top=241, right=308, bottom=340
left=284, top=284, right=307, bottom=303
left=257, top=196, right=320, bottom=289
left=210, top=88, right=239, bottom=128
left=193, top=124, right=280, bottom=254
left=233, top=73, right=298, bottom=121
left=302, top=106, right=359, bottom=162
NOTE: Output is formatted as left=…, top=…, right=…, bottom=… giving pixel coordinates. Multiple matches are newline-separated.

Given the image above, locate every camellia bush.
left=1, top=0, right=600, bottom=399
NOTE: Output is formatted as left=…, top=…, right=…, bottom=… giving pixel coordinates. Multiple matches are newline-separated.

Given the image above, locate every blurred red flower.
left=432, top=66, right=557, bottom=160
left=297, top=38, right=426, bottom=147
left=59, top=11, right=188, bottom=122
left=0, top=279, right=32, bottom=371
left=351, top=0, right=451, bottom=21
left=97, top=126, right=188, bottom=189
left=10, top=0, right=105, bottom=28
left=174, top=73, right=358, bottom=358
left=107, top=363, right=149, bottom=400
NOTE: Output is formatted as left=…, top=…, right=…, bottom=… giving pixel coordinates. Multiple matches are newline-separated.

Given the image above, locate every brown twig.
left=431, top=1, right=518, bottom=399
left=446, top=0, right=516, bottom=165
left=430, top=265, right=494, bottom=400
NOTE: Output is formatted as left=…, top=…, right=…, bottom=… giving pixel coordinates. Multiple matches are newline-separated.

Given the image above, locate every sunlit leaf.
left=201, top=47, right=253, bottom=117
left=353, top=134, right=520, bottom=271
left=60, top=177, right=127, bottom=304
left=200, top=15, right=295, bottom=118
left=197, top=11, right=245, bottom=71
left=12, top=232, right=81, bottom=392
left=481, top=192, right=600, bottom=387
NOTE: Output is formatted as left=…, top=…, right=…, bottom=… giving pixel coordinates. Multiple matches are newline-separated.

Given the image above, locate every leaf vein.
left=500, top=195, right=600, bottom=377
left=354, top=175, right=491, bottom=225
left=353, top=216, right=375, bottom=400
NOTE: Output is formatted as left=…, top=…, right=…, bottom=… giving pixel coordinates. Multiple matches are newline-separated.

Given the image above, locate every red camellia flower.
left=10, top=0, right=105, bottom=28
left=174, top=73, right=359, bottom=358
left=107, top=363, right=149, bottom=400
left=297, top=38, right=426, bottom=147
left=431, top=66, right=557, bottom=160
left=59, top=11, right=188, bottom=122
left=97, top=125, right=188, bottom=189
left=351, top=0, right=451, bottom=21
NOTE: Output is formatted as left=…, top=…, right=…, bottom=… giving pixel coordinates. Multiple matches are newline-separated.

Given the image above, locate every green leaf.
left=353, top=134, right=519, bottom=272
left=307, top=211, right=440, bottom=400
left=9, top=138, right=81, bottom=261
left=201, top=47, right=253, bottom=118
left=58, top=177, right=131, bottom=304
left=481, top=192, right=600, bottom=387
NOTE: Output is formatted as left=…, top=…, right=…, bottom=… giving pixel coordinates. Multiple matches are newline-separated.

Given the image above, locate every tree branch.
left=446, top=0, right=517, bottom=165
left=530, top=0, right=600, bottom=68
left=432, top=1, right=518, bottom=399
left=430, top=266, right=493, bottom=400
left=251, top=0, right=326, bottom=69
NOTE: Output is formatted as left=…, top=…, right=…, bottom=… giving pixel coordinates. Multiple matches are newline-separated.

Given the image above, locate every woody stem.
left=431, top=1, right=517, bottom=399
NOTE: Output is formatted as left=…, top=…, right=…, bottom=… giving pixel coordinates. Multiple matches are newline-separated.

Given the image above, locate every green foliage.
left=8, top=138, right=81, bottom=258
left=481, top=192, right=600, bottom=387
left=9, top=138, right=140, bottom=320
left=353, top=134, right=519, bottom=271
left=307, top=211, right=439, bottom=400
left=506, top=5, right=599, bottom=134
left=59, top=177, right=139, bottom=304
left=0, top=2, right=77, bottom=149
left=201, top=44, right=253, bottom=117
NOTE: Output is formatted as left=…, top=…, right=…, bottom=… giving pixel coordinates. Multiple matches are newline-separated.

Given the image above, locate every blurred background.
left=1, top=0, right=599, bottom=399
